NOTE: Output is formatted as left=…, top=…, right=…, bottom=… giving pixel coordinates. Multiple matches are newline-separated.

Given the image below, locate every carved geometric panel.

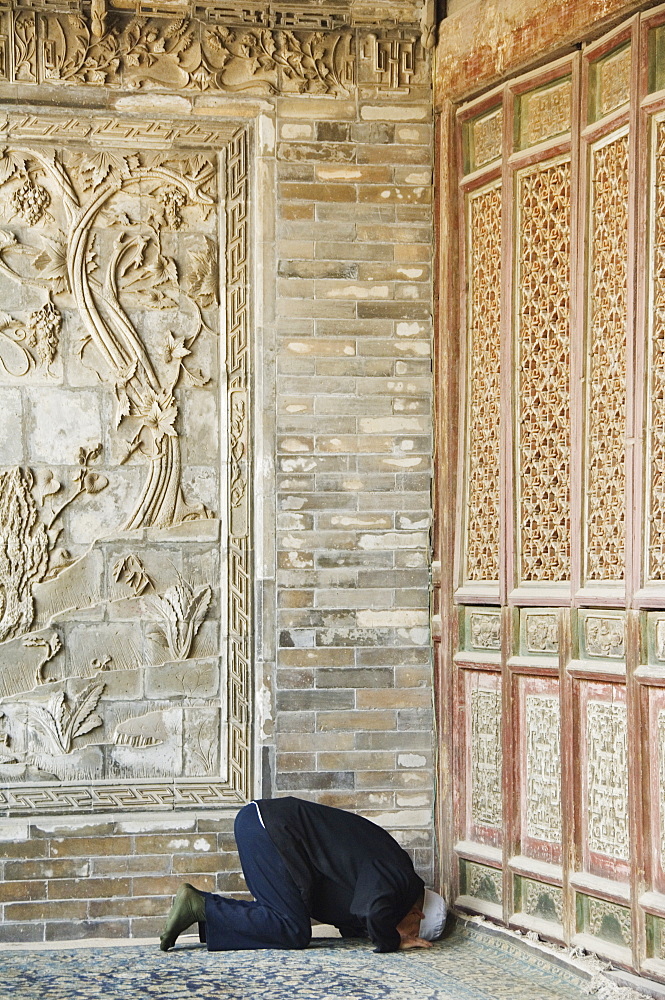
left=467, top=108, right=503, bottom=172
left=469, top=683, right=502, bottom=832
left=516, top=158, right=571, bottom=583
left=593, top=45, right=631, bottom=121
left=525, top=692, right=562, bottom=844
left=586, top=699, right=629, bottom=861
left=464, top=181, right=501, bottom=583
left=518, top=78, right=572, bottom=149
left=0, top=113, right=251, bottom=812
left=585, top=133, right=628, bottom=582
left=648, top=117, right=665, bottom=581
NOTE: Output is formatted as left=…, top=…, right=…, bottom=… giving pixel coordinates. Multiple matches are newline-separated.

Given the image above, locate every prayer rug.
left=0, top=922, right=619, bottom=1000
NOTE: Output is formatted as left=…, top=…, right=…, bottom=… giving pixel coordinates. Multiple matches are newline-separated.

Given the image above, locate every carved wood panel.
left=463, top=181, right=501, bottom=584
left=450, top=26, right=652, bottom=967
left=519, top=677, right=562, bottom=865
left=465, top=669, right=502, bottom=848
left=584, top=132, right=628, bottom=582
left=515, top=157, right=572, bottom=584
left=0, top=112, right=251, bottom=812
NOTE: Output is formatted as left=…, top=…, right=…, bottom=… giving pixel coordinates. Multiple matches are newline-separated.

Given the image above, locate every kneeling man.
left=160, top=795, right=446, bottom=953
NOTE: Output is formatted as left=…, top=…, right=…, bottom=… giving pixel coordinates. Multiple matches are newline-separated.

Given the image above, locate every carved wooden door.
left=445, top=6, right=665, bottom=980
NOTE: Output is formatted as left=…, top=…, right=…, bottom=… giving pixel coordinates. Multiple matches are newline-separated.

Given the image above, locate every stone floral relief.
left=38, top=13, right=355, bottom=95
left=0, top=4, right=429, bottom=96
left=0, top=137, right=225, bottom=790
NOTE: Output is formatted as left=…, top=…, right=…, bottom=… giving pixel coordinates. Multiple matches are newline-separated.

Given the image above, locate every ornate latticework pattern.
left=648, top=122, right=665, bottom=579
left=586, top=135, right=628, bottom=581
left=517, top=160, right=572, bottom=582
left=465, top=183, right=502, bottom=582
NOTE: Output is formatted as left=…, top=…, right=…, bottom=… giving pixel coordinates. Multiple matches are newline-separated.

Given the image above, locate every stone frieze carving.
left=0, top=4, right=426, bottom=95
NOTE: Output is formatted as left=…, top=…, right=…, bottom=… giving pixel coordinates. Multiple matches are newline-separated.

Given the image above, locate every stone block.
left=275, top=770, right=354, bottom=790
left=276, top=689, right=354, bottom=712
left=317, top=710, right=396, bottom=732
left=26, top=388, right=102, bottom=465
left=0, top=388, right=23, bottom=463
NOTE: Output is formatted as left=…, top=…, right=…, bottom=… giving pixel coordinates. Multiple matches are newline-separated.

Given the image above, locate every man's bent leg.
left=202, top=802, right=311, bottom=951
left=160, top=883, right=206, bottom=951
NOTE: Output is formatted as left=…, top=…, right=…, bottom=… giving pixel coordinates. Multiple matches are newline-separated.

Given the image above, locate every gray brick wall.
left=0, top=25, right=435, bottom=941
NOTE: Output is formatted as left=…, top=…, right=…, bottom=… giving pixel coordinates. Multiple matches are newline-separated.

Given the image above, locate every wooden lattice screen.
left=447, top=4, right=665, bottom=980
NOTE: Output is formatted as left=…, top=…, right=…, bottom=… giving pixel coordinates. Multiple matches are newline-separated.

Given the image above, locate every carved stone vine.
left=0, top=118, right=251, bottom=812
left=0, top=145, right=217, bottom=530
left=0, top=447, right=109, bottom=644
left=0, top=5, right=427, bottom=96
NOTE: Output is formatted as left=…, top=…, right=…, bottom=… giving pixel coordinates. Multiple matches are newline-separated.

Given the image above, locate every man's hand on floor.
left=398, top=934, right=432, bottom=949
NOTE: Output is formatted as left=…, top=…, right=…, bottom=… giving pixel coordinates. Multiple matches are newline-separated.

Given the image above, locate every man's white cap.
left=419, top=888, right=446, bottom=941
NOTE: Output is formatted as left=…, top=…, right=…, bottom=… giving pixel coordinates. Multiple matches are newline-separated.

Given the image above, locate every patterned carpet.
left=0, top=923, right=601, bottom=1000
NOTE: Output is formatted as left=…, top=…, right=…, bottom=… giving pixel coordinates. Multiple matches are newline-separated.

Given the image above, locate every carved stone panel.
left=0, top=112, right=251, bottom=812
left=0, top=4, right=429, bottom=98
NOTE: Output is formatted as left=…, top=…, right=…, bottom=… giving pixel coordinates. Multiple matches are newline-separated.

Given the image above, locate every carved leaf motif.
left=112, top=553, right=151, bottom=596
left=0, top=468, right=50, bottom=643
left=0, top=149, right=28, bottom=185
left=75, top=150, right=140, bottom=192
left=112, top=359, right=138, bottom=430
left=33, top=235, right=69, bottom=294
left=149, top=577, right=212, bottom=660
left=137, top=387, right=178, bottom=444
left=186, top=237, right=217, bottom=307
left=69, top=681, right=105, bottom=740
left=164, top=332, right=190, bottom=365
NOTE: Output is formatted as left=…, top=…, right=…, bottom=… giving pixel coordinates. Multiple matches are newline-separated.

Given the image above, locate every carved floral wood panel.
left=648, top=118, right=665, bottom=581
left=0, top=112, right=251, bottom=812
left=464, top=181, right=501, bottom=583
left=516, top=158, right=572, bottom=584
left=454, top=40, right=641, bottom=943
left=585, top=133, right=628, bottom=582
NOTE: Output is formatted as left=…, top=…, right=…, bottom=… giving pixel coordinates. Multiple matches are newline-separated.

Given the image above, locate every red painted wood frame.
left=439, top=5, right=665, bottom=981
